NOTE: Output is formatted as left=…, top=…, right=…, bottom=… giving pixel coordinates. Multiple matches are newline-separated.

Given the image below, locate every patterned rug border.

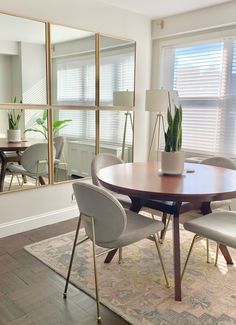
left=24, top=231, right=137, bottom=325
left=24, top=229, right=236, bottom=325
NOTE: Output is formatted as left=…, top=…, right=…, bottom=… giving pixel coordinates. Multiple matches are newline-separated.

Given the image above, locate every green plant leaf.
left=164, top=105, right=182, bottom=152
left=24, top=128, right=47, bottom=139
left=53, top=120, right=72, bottom=128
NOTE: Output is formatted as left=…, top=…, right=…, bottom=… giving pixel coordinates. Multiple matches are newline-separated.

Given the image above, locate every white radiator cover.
left=67, top=140, right=129, bottom=177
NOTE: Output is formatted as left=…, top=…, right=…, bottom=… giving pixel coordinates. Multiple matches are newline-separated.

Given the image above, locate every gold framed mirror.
left=0, top=12, right=47, bottom=105
left=99, top=34, right=135, bottom=108
left=50, top=24, right=96, bottom=107
left=0, top=10, right=136, bottom=191
left=0, top=107, right=49, bottom=193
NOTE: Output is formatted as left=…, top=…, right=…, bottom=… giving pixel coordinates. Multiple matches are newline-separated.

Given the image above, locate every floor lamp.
left=146, top=89, right=178, bottom=161
left=113, top=91, right=134, bottom=161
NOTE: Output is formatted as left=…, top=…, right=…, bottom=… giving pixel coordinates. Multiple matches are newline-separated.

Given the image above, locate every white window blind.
left=162, top=38, right=236, bottom=156
left=58, top=109, right=95, bottom=140
left=55, top=46, right=134, bottom=145
left=100, top=48, right=135, bottom=105
left=56, top=55, right=95, bottom=105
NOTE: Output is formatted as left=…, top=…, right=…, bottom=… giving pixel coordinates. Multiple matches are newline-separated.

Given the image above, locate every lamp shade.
left=113, top=91, right=134, bottom=106
left=145, top=89, right=179, bottom=112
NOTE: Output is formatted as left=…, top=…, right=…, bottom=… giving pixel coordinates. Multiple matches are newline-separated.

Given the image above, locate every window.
left=54, top=46, right=134, bottom=146
left=56, top=55, right=95, bottom=106
left=161, top=37, right=236, bottom=157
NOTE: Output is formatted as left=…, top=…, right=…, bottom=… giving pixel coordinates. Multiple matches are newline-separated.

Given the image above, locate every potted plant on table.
left=161, top=105, right=184, bottom=175
left=7, top=97, right=23, bottom=142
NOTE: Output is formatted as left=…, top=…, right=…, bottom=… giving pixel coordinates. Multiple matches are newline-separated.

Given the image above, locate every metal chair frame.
left=63, top=212, right=170, bottom=321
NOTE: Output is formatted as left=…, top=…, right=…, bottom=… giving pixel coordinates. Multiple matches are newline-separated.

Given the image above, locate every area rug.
left=24, top=223, right=236, bottom=325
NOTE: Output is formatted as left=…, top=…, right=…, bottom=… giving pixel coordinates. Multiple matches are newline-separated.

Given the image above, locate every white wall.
left=0, top=54, right=13, bottom=104
left=152, top=1, right=236, bottom=39
left=0, top=0, right=151, bottom=235
left=149, top=1, right=236, bottom=159
left=20, top=42, right=47, bottom=104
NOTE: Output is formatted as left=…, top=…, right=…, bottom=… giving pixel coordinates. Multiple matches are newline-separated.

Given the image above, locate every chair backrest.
left=73, top=182, right=127, bottom=243
left=54, top=136, right=64, bottom=160
left=201, top=156, right=236, bottom=170
left=21, top=143, right=49, bottom=174
left=91, top=153, right=123, bottom=186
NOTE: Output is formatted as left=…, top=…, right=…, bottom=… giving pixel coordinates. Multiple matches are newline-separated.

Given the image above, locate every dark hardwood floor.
left=0, top=219, right=129, bottom=325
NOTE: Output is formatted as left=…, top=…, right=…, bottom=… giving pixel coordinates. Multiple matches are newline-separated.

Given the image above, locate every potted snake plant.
left=161, top=105, right=184, bottom=175
left=7, top=97, right=23, bottom=142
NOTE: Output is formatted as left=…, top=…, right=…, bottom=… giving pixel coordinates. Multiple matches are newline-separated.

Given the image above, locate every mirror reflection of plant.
left=8, top=96, right=23, bottom=130
left=24, top=110, right=72, bottom=139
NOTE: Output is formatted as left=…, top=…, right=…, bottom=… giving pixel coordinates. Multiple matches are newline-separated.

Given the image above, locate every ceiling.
left=97, top=0, right=232, bottom=19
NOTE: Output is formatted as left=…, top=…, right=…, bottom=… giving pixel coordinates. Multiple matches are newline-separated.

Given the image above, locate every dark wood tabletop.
left=0, top=139, right=37, bottom=151
left=97, top=161, right=236, bottom=302
left=97, top=161, right=236, bottom=203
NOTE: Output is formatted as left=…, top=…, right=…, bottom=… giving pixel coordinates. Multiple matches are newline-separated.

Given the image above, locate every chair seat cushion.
left=211, top=199, right=231, bottom=210
left=184, top=211, right=236, bottom=249
left=8, top=163, right=47, bottom=177
left=97, top=210, right=164, bottom=248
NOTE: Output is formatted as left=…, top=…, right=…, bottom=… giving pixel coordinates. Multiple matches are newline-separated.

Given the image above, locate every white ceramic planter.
left=7, top=129, right=21, bottom=142
left=161, top=151, right=185, bottom=175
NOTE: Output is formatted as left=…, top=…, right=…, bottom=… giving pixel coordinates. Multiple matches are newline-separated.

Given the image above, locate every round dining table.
left=97, top=161, right=236, bottom=301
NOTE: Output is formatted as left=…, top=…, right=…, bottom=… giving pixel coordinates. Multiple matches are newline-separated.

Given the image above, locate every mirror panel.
left=52, top=108, right=96, bottom=182
left=99, top=110, right=133, bottom=162
left=51, top=24, right=96, bottom=106
left=0, top=13, right=47, bottom=104
left=0, top=108, right=49, bottom=192
left=99, top=35, right=135, bottom=107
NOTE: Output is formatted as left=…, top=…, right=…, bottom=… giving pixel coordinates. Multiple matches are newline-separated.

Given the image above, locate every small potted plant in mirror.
left=24, top=110, right=72, bottom=139
left=7, top=97, right=23, bottom=142
left=161, top=105, right=184, bottom=175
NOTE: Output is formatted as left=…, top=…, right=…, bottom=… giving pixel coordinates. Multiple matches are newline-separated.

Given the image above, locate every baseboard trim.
left=0, top=206, right=78, bottom=238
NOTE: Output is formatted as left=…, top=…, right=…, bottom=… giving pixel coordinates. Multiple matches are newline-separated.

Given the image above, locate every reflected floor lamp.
left=146, top=89, right=178, bottom=161
left=113, top=91, right=134, bottom=161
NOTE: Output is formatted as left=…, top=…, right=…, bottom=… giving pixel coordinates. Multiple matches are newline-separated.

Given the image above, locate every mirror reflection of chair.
left=63, top=182, right=169, bottom=321
left=54, top=136, right=67, bottom=181
left=7, top=143, right=49, bottom=190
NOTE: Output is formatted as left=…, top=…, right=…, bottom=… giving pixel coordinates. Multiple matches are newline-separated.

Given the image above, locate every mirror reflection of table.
left=97, top=161, right=236, bottom=301
left=0, top=139, right=44, bottom=192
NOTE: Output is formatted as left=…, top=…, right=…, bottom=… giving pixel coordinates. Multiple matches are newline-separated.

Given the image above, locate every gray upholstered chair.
left=161, top=156, right=236, bottom=243
left=63, top=182, right=169, bottom=321
left=201, top=157, right=236, bottom=210
left=91, top=153, right=173, bottom=245
left=182, top=211, right=236, bottom=279
left=91, top=153, right=131, bottom=209
left=7, top=143, right=49, bottom=189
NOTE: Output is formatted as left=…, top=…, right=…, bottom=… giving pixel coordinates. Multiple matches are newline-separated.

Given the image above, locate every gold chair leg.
left=153, top=233, right=170, bottom=288
left=63, top=215, right=82, bottom=298
left=151, top=213, right=161, bottom=243
left=91, top=217, right=101, bottom=322
left=215, top=242, right=220, bottom=266
left=181, top=234, right=198, bottom=280
left=8, top=174, right=14, bottom=191
left=118, top=248, right=123, bottom=264
left=16, top=175, right=21, bottom=186
left=160, top=214, right=171, bottom=244
left=206, top=238, right=210, bottom=263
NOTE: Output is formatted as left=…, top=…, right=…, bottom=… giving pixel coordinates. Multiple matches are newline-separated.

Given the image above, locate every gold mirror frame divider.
left=0, top=11, right=136, bottom=194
